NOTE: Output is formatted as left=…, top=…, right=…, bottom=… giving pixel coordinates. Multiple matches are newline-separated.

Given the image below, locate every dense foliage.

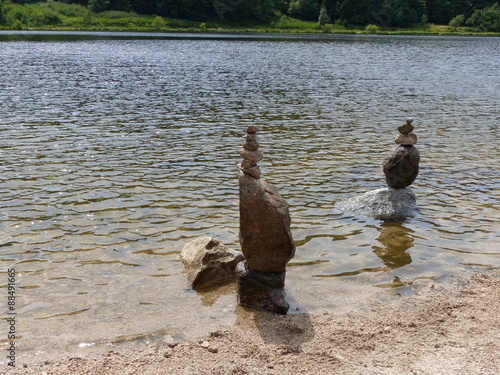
left=1, top=0, right=499, bottom=30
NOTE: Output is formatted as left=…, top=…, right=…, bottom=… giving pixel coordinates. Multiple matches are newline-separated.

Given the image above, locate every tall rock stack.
left=237, top=126, right=295, bottom=315
left=383, top=118, right=420, bottom=189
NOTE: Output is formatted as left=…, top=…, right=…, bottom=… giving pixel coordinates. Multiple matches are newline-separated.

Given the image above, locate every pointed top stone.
left=398, top=118, right=415, bottom=135
left=245, top=125, right=260, bottom=134
left=239, top=126, right=262, bottom=179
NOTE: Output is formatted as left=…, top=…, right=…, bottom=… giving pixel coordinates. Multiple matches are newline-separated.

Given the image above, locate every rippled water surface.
left=0, top=32, right=499, bottom=355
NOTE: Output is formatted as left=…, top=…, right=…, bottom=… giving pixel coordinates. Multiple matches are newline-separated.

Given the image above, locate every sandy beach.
left=4, top=270, right=498, bottom=375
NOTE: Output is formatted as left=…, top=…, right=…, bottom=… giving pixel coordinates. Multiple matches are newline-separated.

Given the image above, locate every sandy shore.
left=5, top=270, right=498, bottom=375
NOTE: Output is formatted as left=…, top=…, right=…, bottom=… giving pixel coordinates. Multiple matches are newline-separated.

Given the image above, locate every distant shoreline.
left=1, top=26, right=500, bottom=38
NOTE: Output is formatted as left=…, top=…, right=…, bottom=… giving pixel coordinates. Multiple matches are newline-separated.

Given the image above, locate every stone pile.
left=237, top=126, right=295, bottom=314
left=383, top=118, right=420, bottom=189
left=237, top=125, right=263, bottom=179
left=336, top=118, right=421, bottom=220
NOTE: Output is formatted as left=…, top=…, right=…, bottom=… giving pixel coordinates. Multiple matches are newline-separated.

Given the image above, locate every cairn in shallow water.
left=237, top=126, right=295, bottom=315
left=336, top=118, right=420, bottom=221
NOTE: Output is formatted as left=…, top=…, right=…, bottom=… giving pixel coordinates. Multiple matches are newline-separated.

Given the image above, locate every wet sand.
left=4, top=270, right=498, bottom=374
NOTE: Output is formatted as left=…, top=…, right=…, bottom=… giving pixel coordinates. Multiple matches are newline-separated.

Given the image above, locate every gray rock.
left=337, top=187, right=418, bottom=221
left=239, top=173, right=295, bottom=272
left=180, top=237, right=244, bottom=289
left=383, top=145, right=420, bottom=189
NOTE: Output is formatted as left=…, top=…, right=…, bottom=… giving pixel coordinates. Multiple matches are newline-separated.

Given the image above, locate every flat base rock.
left=236, top=260, right=289, bottom=315
left=180, top=237, right=244, bottom=290
left=336, top=188, right=418, bottom=221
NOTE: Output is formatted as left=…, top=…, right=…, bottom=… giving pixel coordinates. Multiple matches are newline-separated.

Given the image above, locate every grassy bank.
left=1, top=2, right=500, bottom=37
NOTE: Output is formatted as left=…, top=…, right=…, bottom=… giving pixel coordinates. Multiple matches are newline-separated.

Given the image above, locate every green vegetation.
left=467, top=2, right=500, bottom=31
left=365, top=24, right=379, bottom=34
left=0, top=0, right=499, bottom=34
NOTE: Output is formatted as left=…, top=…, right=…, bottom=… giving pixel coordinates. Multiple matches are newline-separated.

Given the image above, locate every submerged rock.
left=337, top=187, right=418, bottom=221
left=180, top=237, right=244, bottom=289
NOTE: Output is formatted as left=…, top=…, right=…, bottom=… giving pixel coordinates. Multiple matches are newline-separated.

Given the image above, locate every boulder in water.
left=337, top=187, right=418, bottom=221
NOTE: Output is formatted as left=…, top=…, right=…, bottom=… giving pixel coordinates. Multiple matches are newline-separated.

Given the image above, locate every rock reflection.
left=372, top=222, right=414, bottom=269
left=314, top=222, right=415, bottom=278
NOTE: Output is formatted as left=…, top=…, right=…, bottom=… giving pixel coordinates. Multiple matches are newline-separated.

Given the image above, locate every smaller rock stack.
left=383, top=118, right=420, bottom=189
left=237, top=125, right=263, bottom=179
left=237, top=126, right=295, bottom=315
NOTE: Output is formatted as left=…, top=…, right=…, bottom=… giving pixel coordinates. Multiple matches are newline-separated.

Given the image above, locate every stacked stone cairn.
left=237, top=126, right=295, bottom=315
left=383, top=118, right=420, bottom=189
left=336, top=118, right=420, bottom=220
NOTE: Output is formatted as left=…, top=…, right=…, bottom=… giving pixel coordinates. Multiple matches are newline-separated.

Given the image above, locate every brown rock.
left=241, top=159, right=258, bottom=169
left=243, top=139, right=259, bottom=151
left=245, top=133, right=258, bottom=141
left=246, top=125, right=260, bottom=134
left=239, top=172, right=295, bottom=272
left=238, top=164, right=261, bottom=179
left=398, top=118, right=414, bottom=134
left=383, top=145, right=420, bottom=189
left=395, top=133, right=417, bottom=145
left=239, top=149, right=263, bottom=161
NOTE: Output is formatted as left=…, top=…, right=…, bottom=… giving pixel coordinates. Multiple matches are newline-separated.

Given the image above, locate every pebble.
left=200, top=340, right=210, bottom=348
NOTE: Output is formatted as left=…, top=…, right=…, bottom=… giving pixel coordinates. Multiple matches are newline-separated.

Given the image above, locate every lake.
left=0, top=31, right=499, bottom=356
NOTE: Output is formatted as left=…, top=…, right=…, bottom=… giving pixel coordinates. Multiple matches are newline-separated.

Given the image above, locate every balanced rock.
left=239, top=173, right=295, bottom=272
left=180, top=237, right=244, bottom=289
left=336, top=187, right=418, bottom=221
left=383, top=145, right=420, bottom=189
left=397, top=118, right=414, bottom=134
left=384, top=118, right=420, bottom=189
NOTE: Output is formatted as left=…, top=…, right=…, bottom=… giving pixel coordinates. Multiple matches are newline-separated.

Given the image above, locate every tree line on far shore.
left=1, top=0, right=499, bottom=31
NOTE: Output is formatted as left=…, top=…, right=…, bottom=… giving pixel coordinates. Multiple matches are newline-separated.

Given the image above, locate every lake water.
left=0, top=31, right=499, bottom=356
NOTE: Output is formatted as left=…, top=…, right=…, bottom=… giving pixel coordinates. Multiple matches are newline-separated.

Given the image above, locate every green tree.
left=109, top=0, right=132, bottom=12
left=88, top=0, right=110, bottom=13
left=151, top=15, right=166, bottom=27
left=318, top=5, right=331, bottom=25
left=467, top=2, right=500, bottom=30
left=213, top=0, right=275, bottom=22
left=288, top=0, right=319, bottom=21
left=82, top=8, right=93, bottom=24
left=0, top=0, right=6, bottom=25
left=426, top=0, right=451, bottom=24
left=449, top=13, right=465, bottom=29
